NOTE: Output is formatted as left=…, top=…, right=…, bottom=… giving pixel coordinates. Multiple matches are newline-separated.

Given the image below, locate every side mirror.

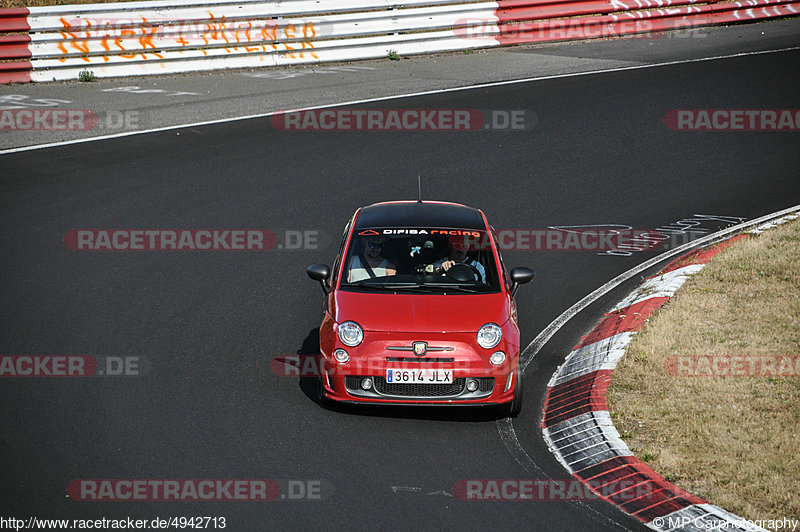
left=307, top=264, right=331, bottom=295
left=509, top=267, right=534, bottom=297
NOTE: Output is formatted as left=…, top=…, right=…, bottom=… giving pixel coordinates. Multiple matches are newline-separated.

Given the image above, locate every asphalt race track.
left=1, top=45, right=799, bottom=530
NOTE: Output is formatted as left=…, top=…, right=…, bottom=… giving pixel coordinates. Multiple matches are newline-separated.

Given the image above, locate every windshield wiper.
left=377, top=283, right=433, bottom=291
left=343, top=282, right=429, bottom=291
left=341, top=282, right=394, bottom=291
left=418, top=283, right=481, bottom=293
left=343, top=282, right=481, bottom=293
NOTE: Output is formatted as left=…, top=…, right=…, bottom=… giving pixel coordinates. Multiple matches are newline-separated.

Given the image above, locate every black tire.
left=316, top=377, right=331, bottom=406
left=505, top=366, right=524, bottom=418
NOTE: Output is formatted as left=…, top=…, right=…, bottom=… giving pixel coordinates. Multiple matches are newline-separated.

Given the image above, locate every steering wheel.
left=445, top=262, right=480, bottom=282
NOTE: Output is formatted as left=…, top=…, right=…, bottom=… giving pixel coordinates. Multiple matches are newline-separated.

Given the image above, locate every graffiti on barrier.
left=56, top=14, right=320, bottom=63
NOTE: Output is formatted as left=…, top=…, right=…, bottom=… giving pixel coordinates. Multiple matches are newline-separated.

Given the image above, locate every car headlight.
left=477, top=323, right=502, bottom=349
left=337, top=321, right=363, bottom=347
left=489, top=351, right=506, bottom=366
left=333, top=349, right=350, bottom=363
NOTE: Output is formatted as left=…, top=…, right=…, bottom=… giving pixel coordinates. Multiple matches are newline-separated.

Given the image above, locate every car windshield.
left=340, top=228, right=501, bottom=293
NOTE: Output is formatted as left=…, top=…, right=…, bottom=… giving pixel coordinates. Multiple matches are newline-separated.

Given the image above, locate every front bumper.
left=343, top=375, right=496, bottom=400
left=318, top=343, right=518, bottom=405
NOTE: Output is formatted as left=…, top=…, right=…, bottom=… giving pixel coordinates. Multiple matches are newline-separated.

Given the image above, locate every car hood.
left=332, top=290, right=510, bottom=333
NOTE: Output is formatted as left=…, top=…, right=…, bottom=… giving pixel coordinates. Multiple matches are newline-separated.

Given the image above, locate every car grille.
left=375, top=377, right=466, bottom=397
left=344, top=376, right=494, bottom=398
left=345, top=376, right=363, bottom=390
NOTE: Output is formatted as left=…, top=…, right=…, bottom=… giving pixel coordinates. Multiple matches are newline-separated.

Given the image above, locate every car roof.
left=353, top=201, right=487, bottom=230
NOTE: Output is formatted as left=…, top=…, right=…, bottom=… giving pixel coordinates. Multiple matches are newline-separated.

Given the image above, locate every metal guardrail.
left=1, top=0, right=798, bottom=82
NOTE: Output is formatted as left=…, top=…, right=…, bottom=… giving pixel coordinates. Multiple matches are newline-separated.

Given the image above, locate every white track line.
left=516, top=203, right=800, bottom=375
left=1, top=46, right=798, bottom=156
left=496, top=204, right=800, bottom=526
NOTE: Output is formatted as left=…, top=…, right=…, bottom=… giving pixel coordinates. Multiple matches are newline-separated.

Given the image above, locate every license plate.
left=386, top=369, right=453, bottom=384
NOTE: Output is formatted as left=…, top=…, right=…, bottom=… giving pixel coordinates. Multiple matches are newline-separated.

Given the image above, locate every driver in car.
left=434, top=235, right=486, bottom=283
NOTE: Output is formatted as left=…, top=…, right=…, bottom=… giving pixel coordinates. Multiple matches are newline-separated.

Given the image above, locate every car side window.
left=491, top=228, right=511, bottom=290
left=330, top=220, right=351, bottom=288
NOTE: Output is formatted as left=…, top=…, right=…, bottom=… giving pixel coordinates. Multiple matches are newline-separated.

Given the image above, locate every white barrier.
left=1, top=0, right=798, bottom=82
left=18, top=0, right=501, bottom=81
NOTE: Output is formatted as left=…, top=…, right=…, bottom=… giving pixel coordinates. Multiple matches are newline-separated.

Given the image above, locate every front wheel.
left=504, top=366, right=523, bottom=418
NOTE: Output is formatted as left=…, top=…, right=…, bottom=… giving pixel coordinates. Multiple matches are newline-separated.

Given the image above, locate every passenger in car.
left=347, top=235, right=397, bottom=282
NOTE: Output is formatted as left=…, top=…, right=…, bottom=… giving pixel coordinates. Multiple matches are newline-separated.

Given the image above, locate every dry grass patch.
left=607, top=217, right=800, bottom=526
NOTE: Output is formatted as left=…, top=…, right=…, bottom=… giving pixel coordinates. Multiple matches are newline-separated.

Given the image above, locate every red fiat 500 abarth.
left=307, top=200, right=534, bottom=417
